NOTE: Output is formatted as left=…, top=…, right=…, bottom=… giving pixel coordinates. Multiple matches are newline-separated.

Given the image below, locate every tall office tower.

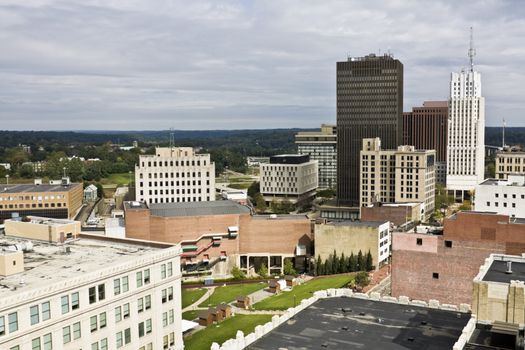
left=295, top=124, right=337, bottom=189
left=403, top=101, right=448, bottom=184
left=336, top=53, right=404, bottom=209
left=135, top=147, right=215, bottom=204
left=446, top=29, right=485, bottom=200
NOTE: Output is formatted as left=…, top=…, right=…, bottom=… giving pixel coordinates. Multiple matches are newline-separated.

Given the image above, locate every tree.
left=355, top=271, right=370, bottom=288
left=459, top=200, right=472, bottom=211
left=257, top=263, right=268, bottom=278
left=283, top=259, right=296, bottom=276
left=247, top=181, right=260, bottom=198
left=340, top=252, right=347, bottom=273
left=231, top=265, right=245, bottom=280
left=357, top=250, right=364, bottom=271
left=0, top=165, right=7, bottom=178
left=316, top=255, right=323, bottom=276
left=254, top=193, right=267, bottom=212
left=325, top=255, right=333, bottom=275
left=348, top=253, right=357, bottom=272
left=365, top=250, right=373, bottom=271
left=332, top=250, right=340, bottom=274
left=18, top=164, right=34, bottom=178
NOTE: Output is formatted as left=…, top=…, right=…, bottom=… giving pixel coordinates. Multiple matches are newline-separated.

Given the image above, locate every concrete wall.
left=361, top=204, right=421, bottom=227
left=5, top=219, right=81, bottom=242
left=0, top=251, right=24, bottom=277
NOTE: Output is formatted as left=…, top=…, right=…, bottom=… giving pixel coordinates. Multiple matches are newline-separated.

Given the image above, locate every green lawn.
left=182, top=310, right=200, bottom=321
left=198, top=282, right=266, bottom=308
left=253, top=275, right=353, bottom=311
left=184, top=315, right=273, bottom=350
left=228, top=176, right=254, bottom=182
left=100, top=172, right=133, bottom=186
left=182, top=288, right=208, bottom=309
left=228, top=182, right=252, bottom=189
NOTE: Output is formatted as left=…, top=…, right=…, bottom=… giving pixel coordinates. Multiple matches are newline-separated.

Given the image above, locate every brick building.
left=124, top=200, right=313, bottom=276
left=392, top=211, right=525, bottom=305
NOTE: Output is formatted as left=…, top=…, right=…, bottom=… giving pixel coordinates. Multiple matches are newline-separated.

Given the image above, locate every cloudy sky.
left=0, top=0, right=523, bottom=130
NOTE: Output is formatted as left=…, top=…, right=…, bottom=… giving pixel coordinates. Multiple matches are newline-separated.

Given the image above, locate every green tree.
left=0, top=165, right=7, bottom=178
left=66, top=158, right=85, bottom=182
left=254, top=193, right=267, bottom=212
left=18, top=164, right=34, bottom=178
left=357, top=250, right=364, bottom=271
left=332, top=250, right=340, bottom=274
left=355, top=271, right=370, bottom=288
left=5, top=148, right=29, bottom=167
left=340, top=252, right=347, bottom=273
left=316, top=255, right=323, bottom=276
left=325, top=255, right=333, bottom=275
left=258, top=263, right=268, bottom=278
left=348, top=253, right=357, bottom=272
left=283, top=259, right=296, bottom=276
left=231, top=265, right=245, bottom=280
left=247, top=181, right=260, bottom=198
left=365, top=250, right=373, bottom=271
left=459, top=200, right=472, bottom=211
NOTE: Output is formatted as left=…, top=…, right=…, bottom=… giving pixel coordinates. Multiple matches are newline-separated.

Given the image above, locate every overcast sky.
left=0, top=0, right=523, bottom=130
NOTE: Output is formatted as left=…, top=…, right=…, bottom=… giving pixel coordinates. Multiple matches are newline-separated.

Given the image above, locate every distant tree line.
left=316, top=250, right=374, bottom=276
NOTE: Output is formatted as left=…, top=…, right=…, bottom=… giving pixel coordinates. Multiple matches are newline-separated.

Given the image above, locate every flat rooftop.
left=148, top=200, right=251, bottom=217
left=482, top=259, right=525, bottom=284
left=326, top=220, right=387, bottom=228
left=252, top=214, right=309, bottom=221
left=0, top=235, right=161, bottom=298
left=249, top=297, right=470, bottom=350
left=0, top=183, right=81, bottom=194
left=7, top=216, right=78, bottom=226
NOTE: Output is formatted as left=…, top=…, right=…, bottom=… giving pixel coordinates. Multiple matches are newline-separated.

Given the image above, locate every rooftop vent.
left=506, top=261, right=513, bottom=274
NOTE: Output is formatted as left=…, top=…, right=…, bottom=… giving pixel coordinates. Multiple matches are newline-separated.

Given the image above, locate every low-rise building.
left=135, top=147, right=215, bottom=205
left=0, top=232, right=183, bottom=350
left=221, top=190, right=248, bottom=205
left=314, top=220, right=390, bottom=270
left=260, top=154, right=318, bottom=206
left=295, top=124, right=337, bottom=189
left=0, top=181, right=83, bottom=223
left=246, top=157, right=270, bottom=167
left=4, top=216, right=81, bottom=242
left=495, top=147, right=525, bottom=179
left=360, top=202, right=423, bottom=227
left=474, top=175, right=525, bottom=217
left=83, top=184, right=98, bottom=202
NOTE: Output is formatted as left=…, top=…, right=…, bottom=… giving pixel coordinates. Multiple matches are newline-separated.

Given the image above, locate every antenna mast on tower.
left=503, top=118, right=506, bottom=149
left=468, top=26, right=476, bottom=72
left=169, top=127, right=175, bottom=156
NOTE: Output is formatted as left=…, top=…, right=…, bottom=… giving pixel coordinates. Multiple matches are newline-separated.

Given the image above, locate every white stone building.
left=495, top=148, right=525, bottom=180
left=474, top=175, right=525, bottom=218
left=260, top=155, right=318, bottom=205
left=0, top=233, right=183, bottom=350
left=446, top=40, right=485, bottom=200
left=135, top=147, right=215, bottom=205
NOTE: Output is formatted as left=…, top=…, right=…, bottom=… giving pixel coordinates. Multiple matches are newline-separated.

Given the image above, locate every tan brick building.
left=495, top=148, right=525, bottom=179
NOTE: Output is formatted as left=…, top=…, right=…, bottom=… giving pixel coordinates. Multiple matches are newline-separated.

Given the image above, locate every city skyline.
left=1, top=1, right=524, bottom=130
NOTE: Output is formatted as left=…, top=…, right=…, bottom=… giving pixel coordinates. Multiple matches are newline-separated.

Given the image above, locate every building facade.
left=135, top=147, right=215, bottom=205
left=0, top=182, right=83, bottom=223
left=295, top=124, right=337, bottom=189
left=495, top=148, right=525, bottom=179
left=314, top=221, right=391, bottom=270
left=360, top=138, right=436, bottom=220
left=403, top=101, right=448, bottom=184
left=336, top=53, right=403, bottom=207
left=474, top=175, right=525, bottom=217
left=446, top=53, right=485, bottom=200
left=260, top=155, right=318, bottom=205
left=0, top=233, right=183, bottom=350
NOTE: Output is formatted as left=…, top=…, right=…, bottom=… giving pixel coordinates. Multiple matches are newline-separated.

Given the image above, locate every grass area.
left=253, top=275, right=354, bottom=311
left=228, top=176, right=254, bottom=182
left=198, top=282, right=266, bottom=308
left=182, top=288, right=208, bottom=309
left=100, top=172, right=132, bottom=186
left=184, top=315, right=273, bottom=350
left=182, top=310, right=200, bottom=321
left=228, top=182, right=252, bottom=189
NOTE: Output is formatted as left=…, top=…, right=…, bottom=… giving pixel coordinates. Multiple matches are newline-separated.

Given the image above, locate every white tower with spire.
left=446, top=27, right=485, bottom=200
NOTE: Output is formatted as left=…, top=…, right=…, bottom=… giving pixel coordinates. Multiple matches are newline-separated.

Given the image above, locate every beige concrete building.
left=472, top=254, right=525, bottom=325
left=0, top=181, right=83, bottom=224
left=360, top=138, right=435, bottom=220
left=314, top=221, right=390, bottom=270
left=4, top=216, right=81, bottom=243
left=0, top=232, right=183, bottom=350
left=260, top=154, right=318, bottom=205
left=495, top=148, right=525, bottom=180
left=135, top=147, right=215, bottom=205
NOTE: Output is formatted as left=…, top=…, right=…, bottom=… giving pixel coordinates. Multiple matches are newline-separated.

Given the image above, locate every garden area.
left=182, top=288, right=207, bottom=309
left=198, top=282, right=266, bottom=308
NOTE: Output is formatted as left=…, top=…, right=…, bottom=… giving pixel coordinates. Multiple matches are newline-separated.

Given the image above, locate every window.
left=90, top=315, right=98, bottom=333
left=138, top=298, right=144, bottom=313
left=30, top=305, right=40, bottom=325
left=145, top=319, right=152, bottom=334
left=10, top=346, right=19, bottom=350
left=100, top=338, right=108, bottom=350
left=144, top=269, right=150, bottom=284
left=122, top=276, right=129, bottom=292
left=136, top=271, right=143, bottom=288
left=0, top=316, right=4, bottom=336
left=416, top=238, right=422, bottom=245
left=89, top=287, right=97, bottom=304
left=73, top=322, right=81, bottom=340
left=123, top=303, right=130, bottom=319
left=161, top=264, right=167, bottom=279
left=163, top=312, right=168, bottom=327
left=114, top=278, right=121, bottom=295
left=100, top=312, right=107, bottom=329
left=8, top=312, right=18, bottom=333
left=63, top=326, right=71, bottom=344
left=139, top=322, right=145, bottom=337
left=116, top=331, right=123, bottom=348
left=167, top=262, right=173, bottom=276
left=91, top=343, right=99, bottom=350
left=432, top=272, right=439, bottom=279
left=115, top=306, right=122, bottom=322
left=71, top=292, right=80, bottom=310
left=31, top=337, right=41, bottom=350
left=42, top=302, right=50, bottom=321
left=445, top=240, right=453, bottom=248
left=124, top=328, right=131, bottom=344
left=43, top=333, right=52, bottom=350
left=145, top=295, right=151, bottom=310
left=98, top=284, right=105, bottom=300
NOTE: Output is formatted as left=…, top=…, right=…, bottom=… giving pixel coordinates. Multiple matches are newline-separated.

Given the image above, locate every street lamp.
left=5, top=174, right=9, bottom=185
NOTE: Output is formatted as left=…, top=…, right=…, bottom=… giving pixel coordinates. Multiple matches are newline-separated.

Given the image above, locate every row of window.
left=0, top=194, right=65, bottom=202
left=140, top=180, right=210, bottom=187
left=0, top=202, right=66, bottom=210
left=140, top=159, right=208, bottom=167
left=141, top=196, right=211, bottom=204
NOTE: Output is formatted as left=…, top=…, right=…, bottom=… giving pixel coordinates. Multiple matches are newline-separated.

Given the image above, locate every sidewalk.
left=182, top=287, right=215, bottom=313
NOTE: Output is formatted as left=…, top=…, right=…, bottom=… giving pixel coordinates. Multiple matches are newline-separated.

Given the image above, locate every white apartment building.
left=135, top=147, right=215, bottom=205
left=295, top=124, right=337, bottom=189
left=495, top=148, right=525, bottom=180
left=0, top=233, right=183, bottom=350
left=260, top=154, right=318, bottom=205
left=446, top=44, right=485, bottom=200
left=360, top=138, right=436, bottom=220
left=474, top=175, right=525, bottom=218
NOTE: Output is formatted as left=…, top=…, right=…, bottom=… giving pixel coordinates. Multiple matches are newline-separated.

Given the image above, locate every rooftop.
left=482, top=259, right=525, bottom=284
left=248, top=297, right=470, bottom=350
left=325, top=220, right=387, bottom=228
left=0, top=183, right=82, bottom=194
left=0, top=235, right=165, bottom=298
left=148, top=200, right=251, bottom=217
left=480, top=175, right=525, bottom=187
left=7, top=216, right=78, bottom=226
left=252, top=214, right=309, bottom=221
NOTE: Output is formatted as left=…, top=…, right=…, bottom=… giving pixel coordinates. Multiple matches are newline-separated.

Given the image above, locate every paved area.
left=182, top=287, right=215, bottom=313
left=248, top=297, right=471, bottom=350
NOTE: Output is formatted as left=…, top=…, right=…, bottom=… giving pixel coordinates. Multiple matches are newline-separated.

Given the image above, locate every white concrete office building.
left=135, top=147, right=215, bottom=205
left=474, top=175, right=525, bottom=218
left=0, top=234, right=183, bottom=350
left=446, top=36, right=485, bottom=200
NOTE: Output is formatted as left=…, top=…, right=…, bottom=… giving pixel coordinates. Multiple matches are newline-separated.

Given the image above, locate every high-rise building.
left=295, top=124, right=337, bottom=189
left=135, top=147, right=215, bottom=205
left=446, top=30, right=485, bottom=200
left=403, top=101, right=448, bottom=184
left=336, top=53, right=404, bottom=210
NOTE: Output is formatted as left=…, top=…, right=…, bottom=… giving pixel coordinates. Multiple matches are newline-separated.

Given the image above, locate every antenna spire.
left=503, top=118, right=506, bottom=149
left=468, top=26, right=476, bottom=72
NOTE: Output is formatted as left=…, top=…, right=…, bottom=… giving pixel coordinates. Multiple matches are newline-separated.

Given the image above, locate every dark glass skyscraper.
left=336, top=54, right=403, bottom=206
